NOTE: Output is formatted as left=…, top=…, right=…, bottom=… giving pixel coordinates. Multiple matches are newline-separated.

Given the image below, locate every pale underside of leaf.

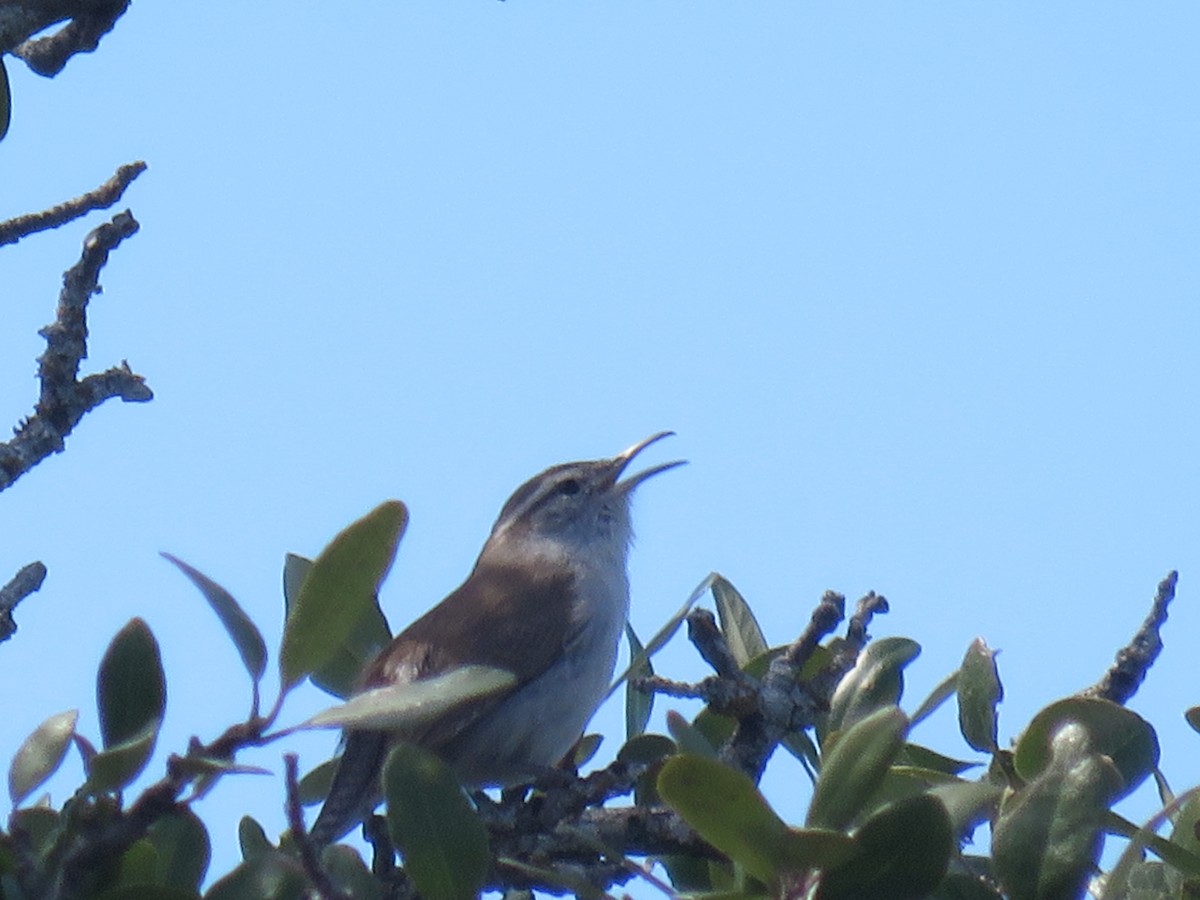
left=306, top=666, right=517, bottom=732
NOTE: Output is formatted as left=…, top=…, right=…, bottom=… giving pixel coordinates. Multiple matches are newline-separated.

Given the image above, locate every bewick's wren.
left=310, top=432, right=683, bottom=845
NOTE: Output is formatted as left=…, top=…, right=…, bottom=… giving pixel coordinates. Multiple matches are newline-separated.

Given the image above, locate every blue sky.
left=1, top=1, right=1198, bottom=885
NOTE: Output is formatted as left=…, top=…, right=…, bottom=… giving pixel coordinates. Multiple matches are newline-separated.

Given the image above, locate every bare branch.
left=844, top=591, right=890, bottom=651
left=0, top=208, right=152, bottom=494
left=723, top=591, right=887, bottom=782
left=787, top=589, right=846, bottom=667
left=0, top=162, right=145, bottom=247
left=1, top=0, right=130, bottom=75
left=476, top=758, right=714, bottom=896
left=33, top=714, right=278, bottom=899
left=286, top=754, right=348, bottom=900
left=684, top=608, right=742, bottom=678
left=1084, top=570, right=1177, bottom=704
left=0, top=561, right=45, bottom=641
left=363, top=814, right=398, bottom=881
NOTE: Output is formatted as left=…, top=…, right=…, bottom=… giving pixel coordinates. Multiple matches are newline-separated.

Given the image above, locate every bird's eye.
left=557, top=478, right=582, bottom=496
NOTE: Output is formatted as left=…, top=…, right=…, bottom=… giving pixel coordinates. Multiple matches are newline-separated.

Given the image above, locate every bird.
left=309, top=432, right=683, bottom=845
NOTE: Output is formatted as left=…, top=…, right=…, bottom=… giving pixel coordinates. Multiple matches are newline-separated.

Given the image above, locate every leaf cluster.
left=0, top=502, right=1192, bottom=900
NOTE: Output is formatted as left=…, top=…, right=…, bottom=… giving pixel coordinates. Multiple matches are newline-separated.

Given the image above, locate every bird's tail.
left=309, top=730, right=389, bottom=847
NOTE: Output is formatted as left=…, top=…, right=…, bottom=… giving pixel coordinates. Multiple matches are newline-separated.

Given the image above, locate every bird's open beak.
left=611, top=431, right=687, bottom=493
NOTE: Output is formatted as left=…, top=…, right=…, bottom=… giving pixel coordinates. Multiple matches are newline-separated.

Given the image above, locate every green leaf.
left=237, top=816, right=273, bottom=861
left=957, top=638, right=1003, bottom=753
left=910, top=668, right=959, bottom=729
left=826, top=638, right=920, bottom=735
left=170, top=755, right=268, bottom=803
left=712, top=575, right=768, bottom=668
left=857, top=764, right=954, bottom=816
left=618, top=733, right=677, bottom=766
left=1169, top=789, right=1200, bottom=868
left=283, top=553, right=392, bottom=700
left=896, top=742, right=978, bottom=776
left=659, top=754, right=856, bottom=885
left=162, top=554, right=267, bottom=685
left=1014, top=696, right=1159, bottom=800
left=1100, top=786, right=1200, bottom=900
left=203, top=850, right=306, bottom=900
left=113, top=839, right=158, bottom=887
left=320, top=845, right=383, bottom=900
left=87, top=722, right=161, bottom=792
left=817, top=794, right=953, bottom=900
left=618, top=732, right=677, bottom=806
left=570, top=733, right=603, bottom=769
left=9, top=806, right=62, bottom=857
left=608, top=572, right=714, bottom=696
left=667, top=710, right=718, bottom=758
left=297, top=758, right=338, bottom=806
left=692, top=708, right=736, bottom=750
left=170, top=756, right=271, bottom=779
left=807, top=706, right=909, bottom=831
left=383, top=743, right=489, bottom=900
left=307, top=665, right=515, bottom=731
left=90, top=619, right=165, bottom=790
left=279, top=501, right=408, bottom=691
left=1114, top=861, right=1176, bottom=899
left=624, top=623, right=654, bottom=739
left=146, top=808, right=211, bottom=891
left=778, top=829, right=860, bottom=878
left=0, top=58, right=9, bottom=142
left=98, top=618, right=166, bottom=748
left=994, top=722, right=1123, bottom=900
left=281, top=552, right=310, bottom=608
left=782, top=730, right=821, bottom=781
left=9, top=708, right=78, bottom=805
left=927, top=779, right=1004, bottom=841
left=656, top=852, right=714, bottom=892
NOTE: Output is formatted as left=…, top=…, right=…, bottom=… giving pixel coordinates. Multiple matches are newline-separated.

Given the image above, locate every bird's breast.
left=440, top=561, right=629, bottom=786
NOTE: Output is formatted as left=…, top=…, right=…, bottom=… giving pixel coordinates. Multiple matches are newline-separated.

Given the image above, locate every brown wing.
left=359, top=560, right=575, bottom=751
left=309, top=729, right=388, bottom=845
left=311, top=562, right=575, bottom=844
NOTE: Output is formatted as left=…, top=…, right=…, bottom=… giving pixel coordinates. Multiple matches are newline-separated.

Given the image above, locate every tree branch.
left=34, top=715, right=277, bottom=899
left=286, top=754, right=348, bottom=900
left=633, top=590, right=889, bottom=784
left=0, top=207, right=152, bottom=494
left=0, top=561, right=45, bottom=642
left=0, top=161, right=145, bottom=247
left=0, top=0, right=130, bottom=75
left=473, top=758, right=716, bottom=897
left=1084, top=570, right=1177, bottom=705
left=463, top=589, right=888, bottom=895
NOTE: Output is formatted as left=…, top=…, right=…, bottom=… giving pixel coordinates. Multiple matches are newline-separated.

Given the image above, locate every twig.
left=615, top=855, right=680, bottom=898
left=685, top=608, right=742, bottom=678
left=363, top=814, right=396, bottom=879
left=637, top=677, right=764, bottom=729
left=0, top=209, right=152, bottom=493
left=1084, top=571, right=1177, bottom=705
left=633, top=674, right=708, bottom=701
left=286, top=754, right=346, bottom=900
left=10, top=0, right=131, bottom=77
left=786, top=590, right=846, bottom=667
left=38, top=715, right=276, bottom=899
left=845, top=591, right=890, bottom=650
left=0, top=162, right=146, bottom=246
left=722, top=591, right=887, bottom=782
left=0, top=561, right=45, bottom=642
